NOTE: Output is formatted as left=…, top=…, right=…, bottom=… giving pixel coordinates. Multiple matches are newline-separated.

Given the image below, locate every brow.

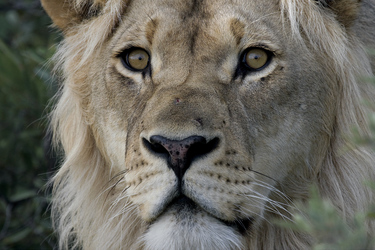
left=230, top=18, right=245, bottom=46
left=145, top=16, right=159, bottom=45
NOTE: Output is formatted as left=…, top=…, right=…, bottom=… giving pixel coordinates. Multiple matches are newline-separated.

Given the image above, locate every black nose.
left=143, top=135, right=219, bottom=180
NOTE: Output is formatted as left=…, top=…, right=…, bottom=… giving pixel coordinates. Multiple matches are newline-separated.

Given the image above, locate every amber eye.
left=121, top=48, right=150, bottom=71
left=243, top=48, right=270, bottom=70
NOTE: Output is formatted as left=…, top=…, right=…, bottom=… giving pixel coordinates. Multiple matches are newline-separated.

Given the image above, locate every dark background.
left=0, top=0, right=59, bottom=248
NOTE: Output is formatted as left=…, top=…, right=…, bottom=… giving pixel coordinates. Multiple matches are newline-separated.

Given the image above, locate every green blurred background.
left=0, top=0, right=58, bottom=248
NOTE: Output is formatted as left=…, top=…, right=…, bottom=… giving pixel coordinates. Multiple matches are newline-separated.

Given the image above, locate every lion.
left=41, top=0, right=375, bottom=249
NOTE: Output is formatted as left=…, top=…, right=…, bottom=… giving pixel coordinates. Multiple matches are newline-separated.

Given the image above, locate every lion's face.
left=42, top=0, right=375, bottom=248
left=83, top=0, right=336, bottom=246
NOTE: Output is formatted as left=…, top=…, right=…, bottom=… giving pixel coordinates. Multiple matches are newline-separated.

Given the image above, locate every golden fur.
left=42, top=0, right=375, bottom=249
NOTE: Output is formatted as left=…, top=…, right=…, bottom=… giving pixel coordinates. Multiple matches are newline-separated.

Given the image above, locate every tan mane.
left=281, top=0, right=375, bottom=215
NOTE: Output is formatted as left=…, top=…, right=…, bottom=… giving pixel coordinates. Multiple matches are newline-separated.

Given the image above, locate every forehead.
left=126, top=0, right=280, bottom=20
left=115, top=0, right=282, bottom=49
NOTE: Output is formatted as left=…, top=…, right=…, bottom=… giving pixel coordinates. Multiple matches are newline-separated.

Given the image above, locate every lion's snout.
left=143, top=135, right=220, bottom=180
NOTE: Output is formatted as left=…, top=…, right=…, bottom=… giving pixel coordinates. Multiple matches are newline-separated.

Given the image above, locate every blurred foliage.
left=277, top=187, right=375, bottom=250
left=0, top=0, right=59, bottom=248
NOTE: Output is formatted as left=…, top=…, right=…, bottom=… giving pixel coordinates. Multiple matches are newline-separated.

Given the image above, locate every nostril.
left=142, top=135, right=220, bottom=180
left=143, top=137, right=169, bottom=155
left=185, top=137, right=220, bottom=159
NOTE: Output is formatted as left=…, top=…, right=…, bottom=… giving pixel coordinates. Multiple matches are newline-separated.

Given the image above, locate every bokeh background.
left=0, top=0, right=59, bottom=248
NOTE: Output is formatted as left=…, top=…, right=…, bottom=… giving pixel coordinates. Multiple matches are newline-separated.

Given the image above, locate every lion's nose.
left=143, top=135, right=219, bottom=180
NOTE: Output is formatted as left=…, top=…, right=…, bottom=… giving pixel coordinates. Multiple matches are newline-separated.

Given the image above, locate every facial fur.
left=42, top=0, right=375, bottom=249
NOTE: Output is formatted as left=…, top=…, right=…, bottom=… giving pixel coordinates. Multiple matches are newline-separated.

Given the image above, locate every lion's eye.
left=121, top=48, right=150, bottom=71
left=242, top=48, right=270, bottom=70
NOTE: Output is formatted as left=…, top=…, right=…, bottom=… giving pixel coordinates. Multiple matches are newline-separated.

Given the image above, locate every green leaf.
left=0, top=39, right=21, bottom=69
left=9, top=190, right=36, bottom=202
left=2, top=228, right=32, bottom=244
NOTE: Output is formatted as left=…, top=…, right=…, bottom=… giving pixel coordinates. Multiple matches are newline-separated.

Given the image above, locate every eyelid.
left=241, top=43, right=281, bottom=56
left=114, top=44, right=150, bottom=58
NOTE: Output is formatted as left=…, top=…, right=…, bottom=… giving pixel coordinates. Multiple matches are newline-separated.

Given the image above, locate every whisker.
left=252, top=181, right=292, bottom=204
left=240, top=168, right=301, bottom=214
left=249, top=187, right=294, bottom=215
left=247, top=169, right=278, bottom=186
left=108, top=170, right=128, bottom=184
left=104, top=176, right=125, bottom=202
left=241, top=191, right=293, bottom=223
left=235, top=205, right=271, bottom=224
left=231, top=176, right=297, bottom=224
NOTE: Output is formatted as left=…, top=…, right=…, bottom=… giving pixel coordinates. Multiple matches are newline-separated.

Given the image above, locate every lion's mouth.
left=225, top=217, right=254, bottom=235
left=158, top=194, right=254, bottom=235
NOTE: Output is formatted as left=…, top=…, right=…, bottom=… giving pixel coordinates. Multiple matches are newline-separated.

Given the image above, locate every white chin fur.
left=140, top=209, right=243, bottom=250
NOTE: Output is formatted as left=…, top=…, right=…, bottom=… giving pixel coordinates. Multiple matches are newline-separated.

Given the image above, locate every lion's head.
left=42, top=0, right=375, bottom=249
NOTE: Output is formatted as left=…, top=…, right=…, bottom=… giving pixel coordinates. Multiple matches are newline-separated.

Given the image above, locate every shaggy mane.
left=280, top=0, right=375, bottom=212
left=50, top=0, right=375, bottom=249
